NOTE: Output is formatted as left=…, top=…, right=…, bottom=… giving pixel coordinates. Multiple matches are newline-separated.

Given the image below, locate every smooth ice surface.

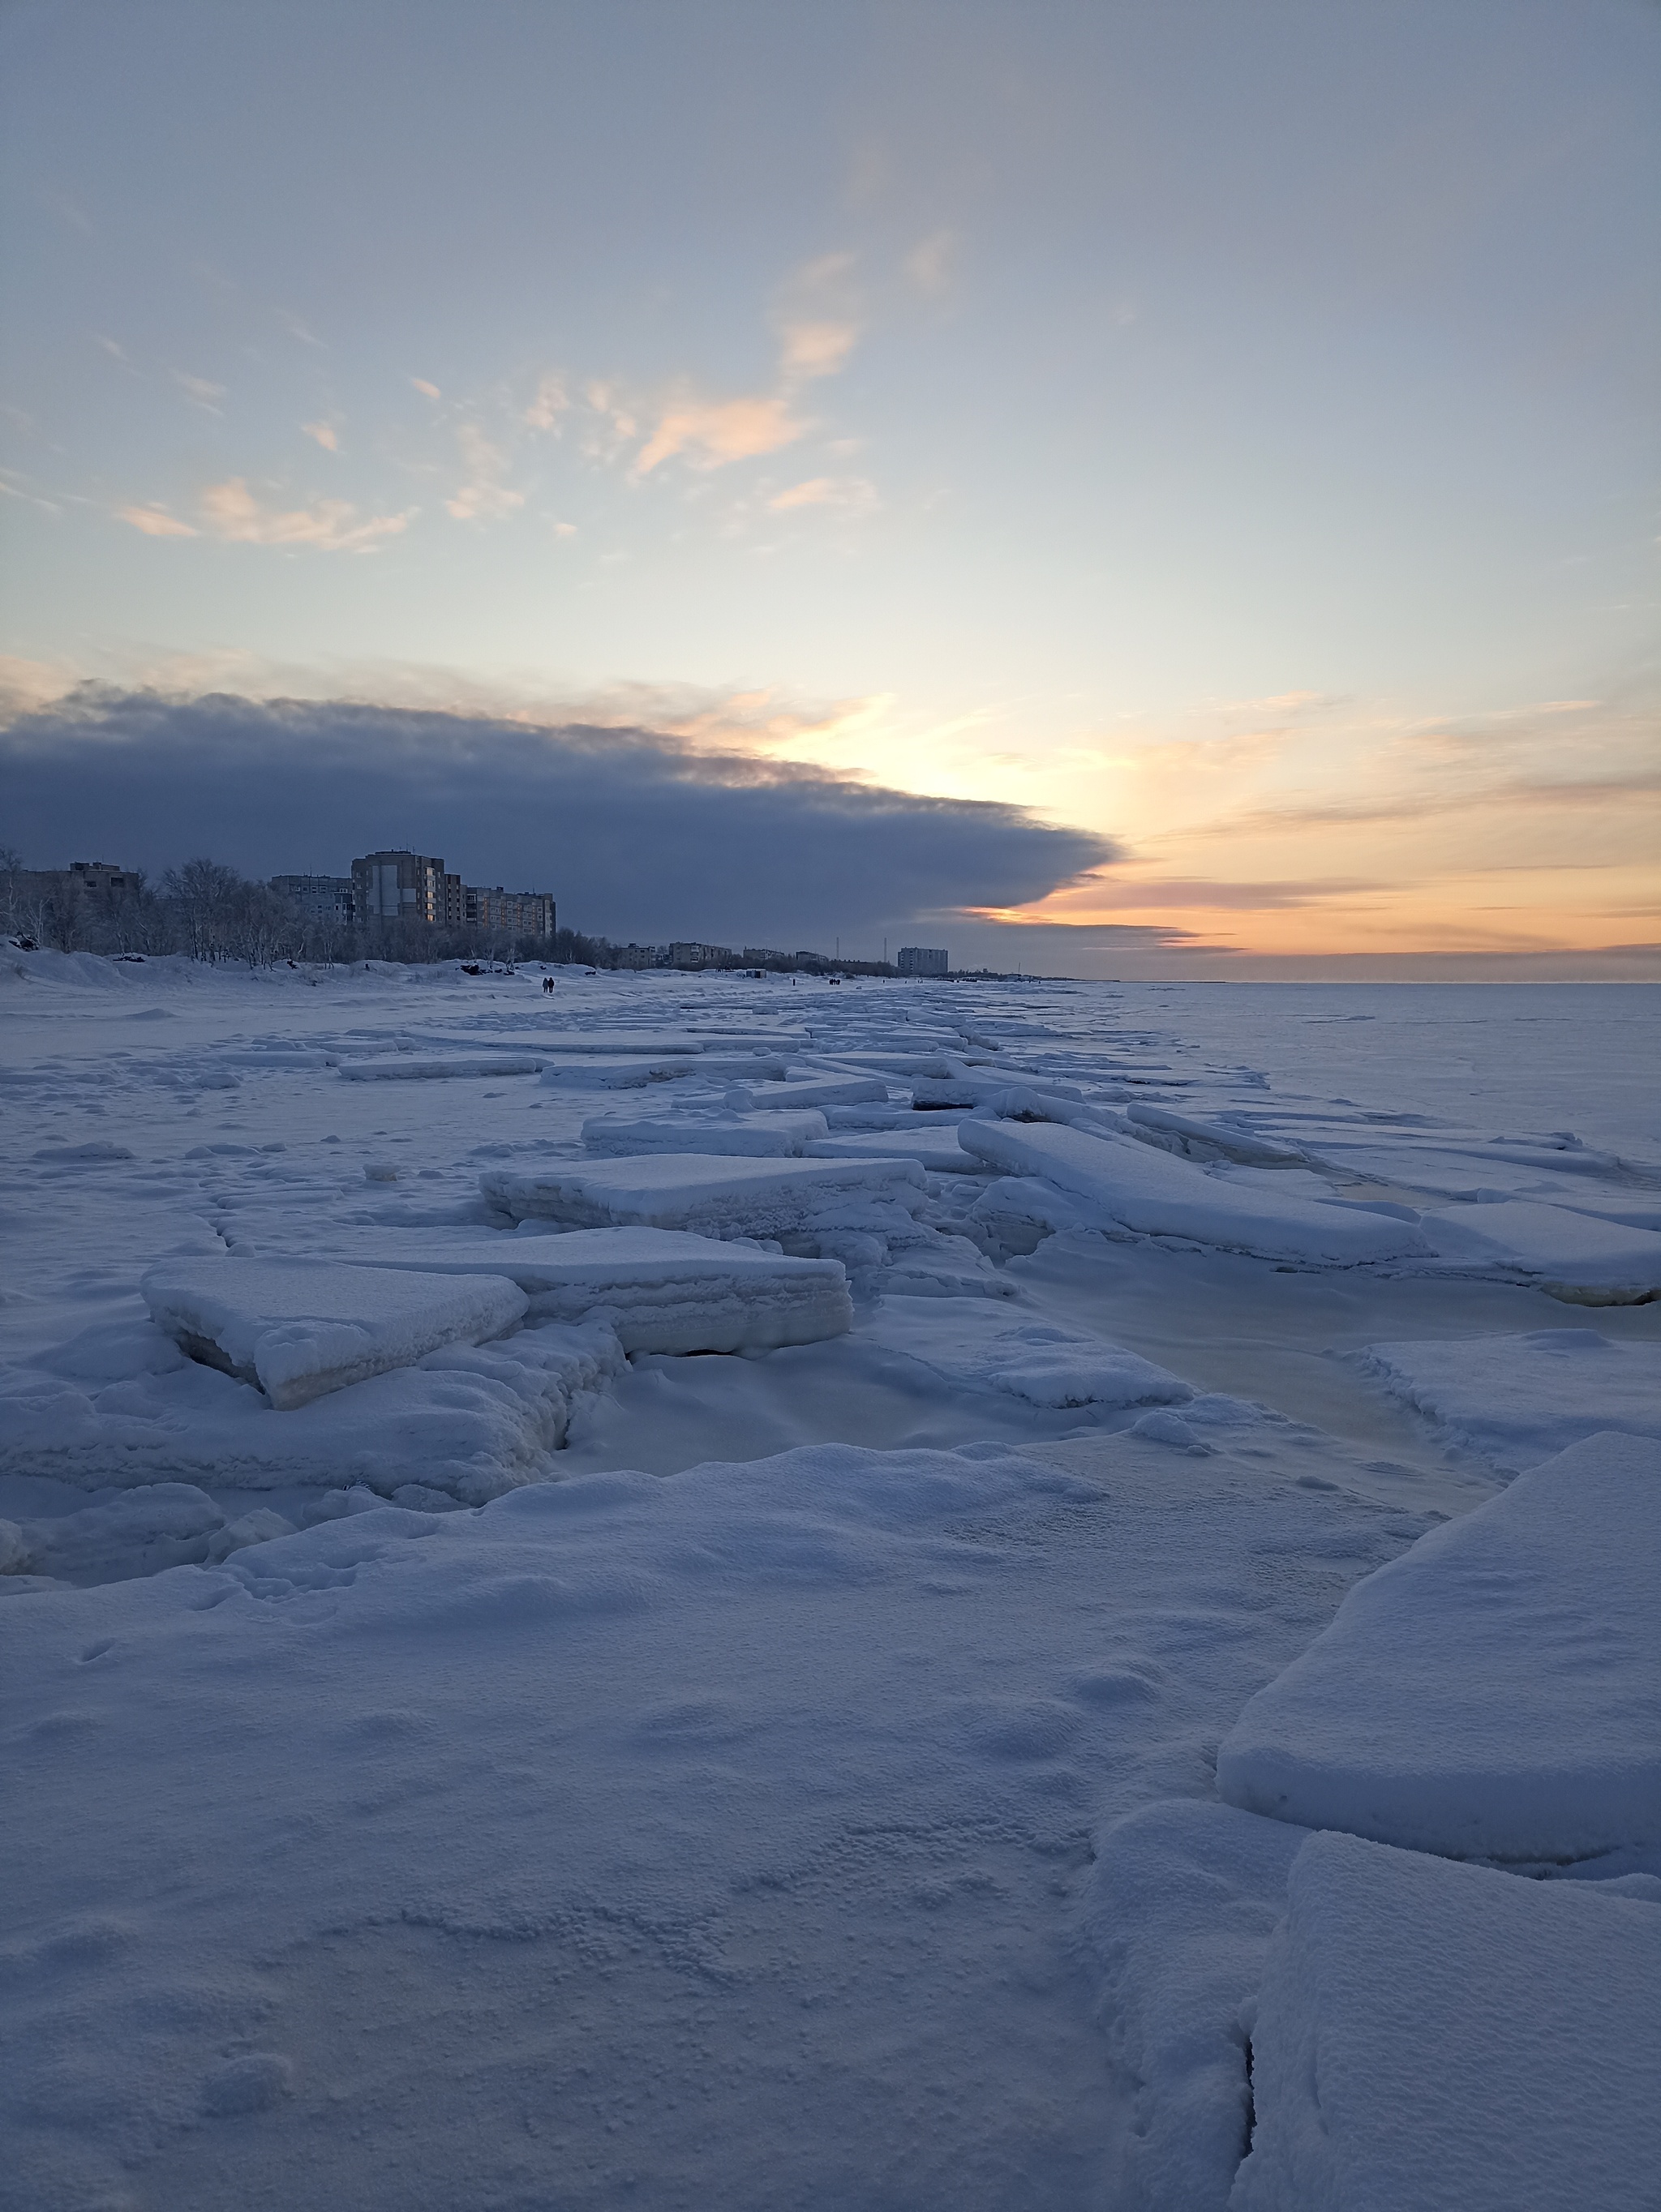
left=142, top=1256, right=529, bottom=1408
left=805, top=1126, right=985, bottom=1172
left=337, top=1053, right=543, bottom=1080
left=347, top=1227, right=853, bottom=1354
left=959, top=1121, right=1426, bottom=1265
left=1218, top=1431, right=1661, bottom=1859
left=1361, top=1329, right=1661, bottom=1471
left=1231, top=1830, right=1661, bottom=2212
left=867, top=1295, right=1192, bottom=1411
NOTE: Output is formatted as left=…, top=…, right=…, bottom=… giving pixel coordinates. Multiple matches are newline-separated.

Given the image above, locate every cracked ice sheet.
left=2, top=1429, right=1440, bottom=2212
left=1358, top=1328, right=1661, bottom=1472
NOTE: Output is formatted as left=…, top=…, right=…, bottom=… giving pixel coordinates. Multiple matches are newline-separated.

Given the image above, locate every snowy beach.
left=2, top=956, right=1657, bottom=2210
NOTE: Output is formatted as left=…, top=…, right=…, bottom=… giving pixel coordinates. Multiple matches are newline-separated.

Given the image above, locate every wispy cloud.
left=768, top=474, right=877, bottom=514
left=195, top=478, right=413, bottom=552
left=525, top=374, right=569, bottom=431
left=444, top=424, right=525, bottom=521
left=172, top=371, right=225, bottom=412
left=636, top=392, right=807, bottom=476
left=301, top=419, right=340, bottom=452
left=116, top=504, right=197, bottom=538
left=410, top=377, right=441, bottom=401
left=903, top=229, right=956, bottom=297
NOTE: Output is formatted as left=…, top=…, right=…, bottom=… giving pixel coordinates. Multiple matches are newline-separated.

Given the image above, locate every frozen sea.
left=2, top=953, right=1657, bottom=2211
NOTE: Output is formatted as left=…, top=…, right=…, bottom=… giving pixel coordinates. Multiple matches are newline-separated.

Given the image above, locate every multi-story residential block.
left=270, top=874, right=356, bottom=925
left=897, top=945, right=949, bottom=976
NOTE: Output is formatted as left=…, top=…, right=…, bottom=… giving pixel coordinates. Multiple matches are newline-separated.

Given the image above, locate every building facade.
left=348, top=851, right=554, bottom=941
left=270, top=874, right=356, bottom=925
left=897, top=945, right=949, bottom=976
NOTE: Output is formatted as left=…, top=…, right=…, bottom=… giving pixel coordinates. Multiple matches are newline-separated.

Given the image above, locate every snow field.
left=2, top=958, right=1658, bottom=2206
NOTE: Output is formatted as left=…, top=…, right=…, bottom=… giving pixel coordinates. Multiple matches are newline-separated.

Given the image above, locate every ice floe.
left=1217, top=1431, right=1661, bottom=1860
left=480, top=1151, right=928, bottom=1244
left=1233, top=1830, right=1661, bottom=2212
left=141, top=1256, right=530, bottom=1408
left=1361, top=1328, right=1661, bottom=1471
left=582, top=1108, right=830, bottom=1156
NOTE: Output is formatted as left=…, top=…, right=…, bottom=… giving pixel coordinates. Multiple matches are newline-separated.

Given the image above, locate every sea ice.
left=337, top=1052, right=543, bottom=1080
left=1217, top=1431, right=1661, bottom=1860
left=805, top=1127, right=985, bottom=1172
left=1084, top=1798, right=1308, bottom=2212
left=480, top=1151, right=928, bottom=1244
left=1419, top=1197, right=1661, bottom=1302
left=348, top=1227, right=853, bottom=1353
left=1231, top=1830, right=1661, bottom=2212
left=1360, top=1329, right=1661, bottom=1471
left=866, top=1295, right=1191, bottom=1410
left=140, top=1256, right=529, bottom=1408
left=725, top=1074, right=889, bottom=1110
left=582, top=1108, right=830, bottom=1157
left=958, top=1120, right=1423, bottom=1265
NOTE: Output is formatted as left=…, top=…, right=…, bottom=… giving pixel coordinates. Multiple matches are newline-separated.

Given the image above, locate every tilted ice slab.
left=337, top=1054, right=543, bottom=1081
left=867, top=1294, right=1191, bottom=1410
left=348, top=1228, right=853, bottom=1354
left=1419, top=1198, right=1661, bottom=1303
left=1231, top=1831, right=1661, bottom=2212
left=1217, top=1432, right=1661, bottom=1860
left=0, top=1318, right=623, bottom=1503
left=805, top=1127, right=985, bottom=1173
left=1361, top=1329, right=1661, bottom=1473
left=539, top=1053, right=788, bottom=1091
left=957, top=1120, right=1423, bottom=1266
left=1083, top=1799, right=1309, bottom=2212
left=725, top=1074, right=889, bottom=1110
left=582, top=1108, right=829, bottom=1158
left=142, top=1257, right=529, bottom=1409
left=481, top=1152, right=928, bottom=1243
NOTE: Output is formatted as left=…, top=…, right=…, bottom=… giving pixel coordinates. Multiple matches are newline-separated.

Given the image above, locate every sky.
left=1, top=0, right=1656, bottom=975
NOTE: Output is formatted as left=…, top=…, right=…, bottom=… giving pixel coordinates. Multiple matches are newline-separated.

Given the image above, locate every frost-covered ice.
left=337, top=1052, right=543, bottom=1080
left=481, top=1149, right=928, bottom=1241
left=1419, top=1195, right=1661, bottom=1301
left=1218, top=1432, right=1661, bottom=1859
left=1361, top=1328, right=1661, bottom=1471
left=959, top=1119, right=1427, bottom=1265
left=582, top=1107, right=830, bottom=1155
left=349, top=1226, right=853, bottom=1353
left=141, top=1255, right=530, bottom=1408
left=1233, top=1830, right=1661, bottom=2212
left=2, top=956, right=1657, bottom=2206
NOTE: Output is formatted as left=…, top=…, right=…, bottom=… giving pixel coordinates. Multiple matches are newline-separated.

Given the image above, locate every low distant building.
left=742, top=946, right=793, bottom=970
left=898, top=945, right=948, bottom=977
left=668, top=941, right=735, bottom=970
left=465, top=886, right=556, bottom=940
left=270, top=874, right=356, bottom=926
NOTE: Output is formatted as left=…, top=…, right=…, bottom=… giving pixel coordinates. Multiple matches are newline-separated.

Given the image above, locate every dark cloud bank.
left=2, top=688, right=1118, bottom=950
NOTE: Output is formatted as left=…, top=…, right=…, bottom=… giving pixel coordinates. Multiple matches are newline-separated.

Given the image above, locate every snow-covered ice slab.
left=1232, top=1830, right=1661, bottom=2212
left=582, top=1108, right=829, bottom=1157
left=958, top=1119, right=1424, bottom=1265
left=1217, top=1432, right=1661, bottom=1860
left=1420, top=1198, right=1661, bottom=1303
left=481, top=1152, right=927, bottom=1242
left=806, top=1127, right=985, bottom=1172
left=1083, top=1799, right=1308, bottom=2212
left=539, top=1052, right=787, bottom=1090
left=337, top=1053, right=543, bottom=1081
left=141, top=1257, right=528, bottom=1409
left=350, top=1228, right=852, bottom=1353
left=725, top=1074, right=889, bottom=1110
left=868, top=1295, right=1192, bottom=1410
left=0, top=1316, right=621, bottom=1502
left=1361, top=1329, right=1661, bottom=1473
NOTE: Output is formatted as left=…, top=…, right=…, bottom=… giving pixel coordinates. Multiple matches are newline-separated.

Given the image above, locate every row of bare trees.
left=0, top=852, right=552, bottom=968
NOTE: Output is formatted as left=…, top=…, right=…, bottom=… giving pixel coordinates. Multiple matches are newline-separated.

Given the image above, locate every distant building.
left=352, top=850, right=457, bottom=926
left=465, top=886, right=556, bottom=940
left=350, top=851, right=553, bottom=939
left=898, top=945, right=948, bottom=977
left=742, top=946, right=793, bottom=970
left=270, top=874, right=356, bottom=926
left=668, top=941, right=735, bottom=970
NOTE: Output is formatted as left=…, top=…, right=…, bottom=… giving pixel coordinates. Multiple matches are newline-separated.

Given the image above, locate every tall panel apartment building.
left=352, top=851, right=460, bottom=927
left=897, top=945, right=949, bottom=976
left=350, top=851, right=555, bottom=941
left=270, top=874, right=356, bottom=925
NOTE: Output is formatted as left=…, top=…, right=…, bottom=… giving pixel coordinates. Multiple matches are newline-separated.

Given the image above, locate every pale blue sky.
left=2, top=0, right=1656, bottom=967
